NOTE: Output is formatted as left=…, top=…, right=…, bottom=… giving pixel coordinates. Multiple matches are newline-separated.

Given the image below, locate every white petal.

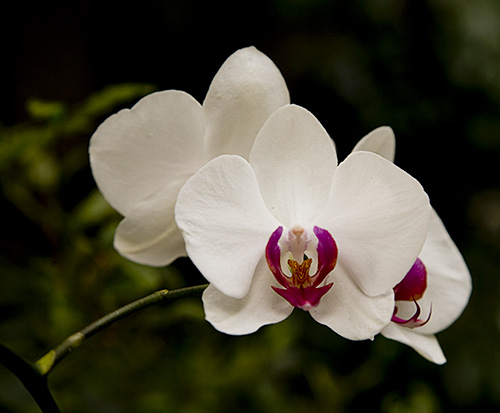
left=316, top=151, right=431, bottom=296
left=204, top=47, right=290, bottom=159
left=114, top=183, right=186, bottom=266
left=175, top=155, right=280, bottom=299
left=352, top=126, right=396, bottom=162
left=89, top=90, right=205, bottom=216
left=381, top=323, right=446, bottom=364
left=414, top=209, right=472, bottom=334
left=202, top=258, right=294, bottom=335
left=249, top=105, right=337, bottom=226
left=309, top=265, right=394, bottom=341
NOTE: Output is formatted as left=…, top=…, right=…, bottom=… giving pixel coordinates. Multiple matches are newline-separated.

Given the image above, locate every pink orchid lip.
left=265, top=225, right=338, bottom=311
left=392, top=258, right=431, bottom=328
left=393, top=257, right=427, bottom=301
left=392, top=300, right=432, bottom=328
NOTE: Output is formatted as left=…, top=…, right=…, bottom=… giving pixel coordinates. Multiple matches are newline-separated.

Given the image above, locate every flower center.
left=265, top=225, right=338, bottom=311
left=391, top=258, right=432, bottom=328
left=288, top=258, right=313, bottom=286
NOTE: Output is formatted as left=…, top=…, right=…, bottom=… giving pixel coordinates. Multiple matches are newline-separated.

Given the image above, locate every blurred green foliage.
left=1, top=0, right=500, bottom=412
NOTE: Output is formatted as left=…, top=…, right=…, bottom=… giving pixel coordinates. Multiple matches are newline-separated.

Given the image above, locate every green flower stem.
left=0, top=342, right=60, bottom=412
left=0, top=284, right=207, bottom=413
left=35, top=284, right=208, bottom=376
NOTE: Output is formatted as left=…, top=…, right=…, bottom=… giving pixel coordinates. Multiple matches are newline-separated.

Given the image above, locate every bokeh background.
left=1, top=0, right=499, bottom=411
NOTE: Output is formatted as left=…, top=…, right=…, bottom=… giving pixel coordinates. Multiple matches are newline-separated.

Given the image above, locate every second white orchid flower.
left=353, top=127, right=472, bottom=364
left=89, top=47, right=289, bottom=266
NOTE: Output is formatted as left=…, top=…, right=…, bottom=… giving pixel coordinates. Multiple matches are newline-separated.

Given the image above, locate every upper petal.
left=114, top=182, right=186, bottom=266
left=352, top=126, right=396, bottom=162
left=316, top=151, right=431, bottom=296
left=202, top=258, right=294, bottom=335
left=413, top=209, right=472, bottom=334
left=381, top=323, right=446, bottom=364
left=249, top=105, right=338, bottom=226
left=175, top=155, right=280, bottom=299
left=309, top=264, right=394, bottom=341
left=203, top=47, right=290, bottom=159
left=89, top=90, right=205, bottom=216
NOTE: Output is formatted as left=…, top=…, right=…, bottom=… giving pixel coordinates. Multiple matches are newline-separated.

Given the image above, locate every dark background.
left=1, top=0, right=499, bottom=411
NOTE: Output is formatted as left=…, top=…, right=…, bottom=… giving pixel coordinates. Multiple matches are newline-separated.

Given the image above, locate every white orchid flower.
left=175, top=105, right=431, bottom=340
left=353, top=127, right=472, bottom=364
left=89, top=47, right=290, bottom=266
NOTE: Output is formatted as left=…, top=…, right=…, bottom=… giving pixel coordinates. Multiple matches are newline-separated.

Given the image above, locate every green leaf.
left=26, top=98, right=67, bottom=121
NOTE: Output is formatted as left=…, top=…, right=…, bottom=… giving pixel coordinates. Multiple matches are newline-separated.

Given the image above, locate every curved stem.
left=0, top=342, right=60, bottom=412
left=35, top=284, right=208, bottom=376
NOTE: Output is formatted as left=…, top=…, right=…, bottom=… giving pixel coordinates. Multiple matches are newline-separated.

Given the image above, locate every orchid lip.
left=265, top=225, right=338, bottom=310
left=392, top=299, right=432, bottom=328
left=392, top=257, right=432, bottom=328
left=394, top=257, right=427, bottom=301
